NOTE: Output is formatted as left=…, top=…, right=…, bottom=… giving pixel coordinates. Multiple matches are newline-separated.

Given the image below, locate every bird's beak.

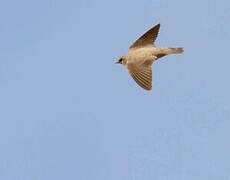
left=115, top=60, right=120, bottom=64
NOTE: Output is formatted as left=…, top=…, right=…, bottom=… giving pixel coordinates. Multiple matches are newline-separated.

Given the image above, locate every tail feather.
left=168, top=47, right=184, bottom=54
left=156, top=47, right=184, bottom=59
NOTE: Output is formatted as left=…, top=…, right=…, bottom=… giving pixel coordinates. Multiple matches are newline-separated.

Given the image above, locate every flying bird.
left=116, top=23, right=184, bottom=91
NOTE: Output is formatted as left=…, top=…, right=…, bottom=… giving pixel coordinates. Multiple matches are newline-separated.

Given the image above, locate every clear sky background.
left=0, top=0, right=230, bottom=179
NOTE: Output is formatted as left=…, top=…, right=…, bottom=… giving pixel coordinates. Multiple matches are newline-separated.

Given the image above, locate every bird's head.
left=116, top=56, right=126, bottom=65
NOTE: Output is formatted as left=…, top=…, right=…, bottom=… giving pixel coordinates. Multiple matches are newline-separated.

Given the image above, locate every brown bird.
left=116, top=23, right=184, bottom=91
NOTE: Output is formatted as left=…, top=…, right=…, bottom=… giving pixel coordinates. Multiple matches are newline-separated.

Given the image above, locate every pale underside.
left=120, top=23, right=183, bottom=90
left=126, top=47, right=157, bottom=90
left=126, top=24, right=161, bottom=90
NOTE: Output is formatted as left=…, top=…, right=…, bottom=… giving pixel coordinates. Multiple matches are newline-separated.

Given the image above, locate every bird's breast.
left=127, top=47, right=157, bottom=63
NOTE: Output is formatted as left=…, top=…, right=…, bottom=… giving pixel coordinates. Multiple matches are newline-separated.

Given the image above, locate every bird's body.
left=116, top=23, right=184, bottom=91
left=127, top=46, right=157, bottom=65
left=126, top=46, right=183, bottom=66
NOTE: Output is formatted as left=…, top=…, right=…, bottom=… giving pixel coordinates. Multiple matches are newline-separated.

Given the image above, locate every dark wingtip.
left=153, top=23, right=161, bottom=32
left=144, top=87, right=152, bottom=91
left=156, top=23, right=160, bottom=28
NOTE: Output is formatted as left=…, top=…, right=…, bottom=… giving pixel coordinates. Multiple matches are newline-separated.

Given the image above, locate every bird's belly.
left=127, top=47, right=157, bottom=64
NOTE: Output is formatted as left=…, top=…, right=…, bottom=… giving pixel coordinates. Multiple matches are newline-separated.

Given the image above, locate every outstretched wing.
left=128, top=64, right=152, bottom=91
left=129, top=24, right=160, bottom=49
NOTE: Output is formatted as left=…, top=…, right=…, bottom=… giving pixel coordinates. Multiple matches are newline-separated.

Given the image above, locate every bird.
left=116, top=23, right=184, bottom=91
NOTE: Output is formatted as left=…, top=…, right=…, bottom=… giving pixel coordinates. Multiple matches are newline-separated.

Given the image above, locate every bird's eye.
left=119, top=58, right=123, bottom=63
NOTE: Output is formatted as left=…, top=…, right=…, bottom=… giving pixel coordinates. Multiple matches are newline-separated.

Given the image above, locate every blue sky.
left=0, top=0, right=230, bottom=179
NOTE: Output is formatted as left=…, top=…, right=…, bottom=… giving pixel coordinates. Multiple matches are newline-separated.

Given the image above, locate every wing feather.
left=129, top=66, right=152, bottom=91
left=129, top=24, right=160, bottom=49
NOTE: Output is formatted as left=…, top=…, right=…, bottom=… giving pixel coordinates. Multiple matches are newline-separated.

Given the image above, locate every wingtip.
left=156, top=23, right=160, bottom=28
left=144, top=87, right=152, bottom=91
